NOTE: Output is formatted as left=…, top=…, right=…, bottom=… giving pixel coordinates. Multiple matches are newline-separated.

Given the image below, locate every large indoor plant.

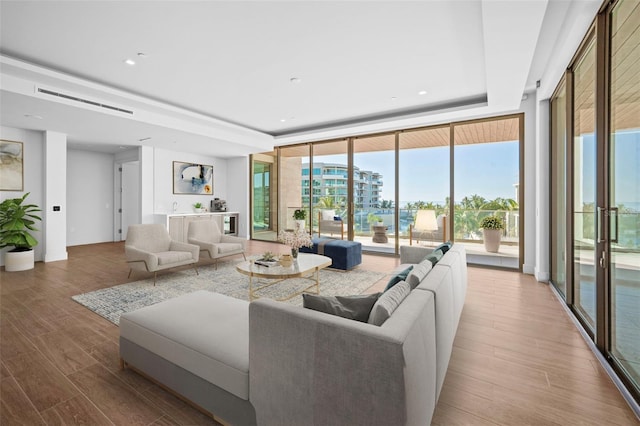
left=480, top=215, right=504, bottom=253
left=0, top=193, right=42, bottom=271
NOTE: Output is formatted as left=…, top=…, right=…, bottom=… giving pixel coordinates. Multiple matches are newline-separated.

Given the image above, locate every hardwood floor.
left=1, top=241, right=637, bottom=425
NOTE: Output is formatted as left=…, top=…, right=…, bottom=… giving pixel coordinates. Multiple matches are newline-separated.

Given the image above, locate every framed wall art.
left=0, top=140, right=24, bottom=191
left=173, top=161, right=213, bottom=194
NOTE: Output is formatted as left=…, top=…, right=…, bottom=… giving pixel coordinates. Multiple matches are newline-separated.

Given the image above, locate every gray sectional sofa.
left=119, top=244, right=467, bottom=426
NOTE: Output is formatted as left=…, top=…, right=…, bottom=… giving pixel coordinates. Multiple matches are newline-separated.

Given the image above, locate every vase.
left=291, top=248, right=299, bottom=259
left=280, top=254, right=293, bottom=267
left=482, top=229, right=502, bottom=253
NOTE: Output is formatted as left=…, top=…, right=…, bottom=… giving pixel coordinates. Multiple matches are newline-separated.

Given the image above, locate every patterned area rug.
left=72, top=260, right=385, bottom=325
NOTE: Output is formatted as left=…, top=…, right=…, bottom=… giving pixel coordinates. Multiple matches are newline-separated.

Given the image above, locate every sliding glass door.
left=549, top=0, right=640, bottom=403
left=550, top=81, right=568, bottom=298
left=353, top=134, right=396, bottom=253
left=609, top=0, right=640, bottom=393
left=572, top=37, right=597, bottom=331
left=251, top=153, right=277, bottom=241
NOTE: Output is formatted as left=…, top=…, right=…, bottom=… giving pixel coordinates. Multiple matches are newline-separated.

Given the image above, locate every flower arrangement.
left=278, top=229, right=313, bottom=250
left=480, top=215, right=505, bottom=230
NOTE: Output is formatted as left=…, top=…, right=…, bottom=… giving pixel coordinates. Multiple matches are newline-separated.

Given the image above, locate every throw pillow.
left=303, top=293, right=381, bottom=322
left=368, top=281, right=411, bottom=326
left=384, top=265, right=414, bottom=292
left=433, top=242, right=452, bottom=255
left=406, top=261, right=433, bottom=289
left=422, top=248, right=444, bottom=266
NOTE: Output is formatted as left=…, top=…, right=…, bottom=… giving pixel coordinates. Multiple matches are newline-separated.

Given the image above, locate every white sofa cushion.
left=368, top=280, right=411, bottom=326
left=321, top=209, right=336, bottom=220
left=120, top=290, right=250, bottom=399
left=406, top=260, right=433, bottom=289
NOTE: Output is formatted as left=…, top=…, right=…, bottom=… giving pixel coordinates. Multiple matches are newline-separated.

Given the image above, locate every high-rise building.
left=301, top=162, right=383, bottom=209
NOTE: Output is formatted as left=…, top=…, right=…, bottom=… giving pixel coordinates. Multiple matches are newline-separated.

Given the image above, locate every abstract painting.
left=173, top=161, right=213, bottom=194
left=0, top=140, right=23, bottom=191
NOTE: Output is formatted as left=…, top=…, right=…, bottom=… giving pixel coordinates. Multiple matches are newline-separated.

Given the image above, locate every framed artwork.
left=0, top=140, right=24, bottom=191
left=173, top=161, right=213, bottom=194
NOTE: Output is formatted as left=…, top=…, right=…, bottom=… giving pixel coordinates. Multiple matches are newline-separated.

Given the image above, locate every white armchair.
left=318, top=210, right=346, bottom=239
left=187, top=220, right=246, bottom=268
left=125, top=224, right=200, bottom=285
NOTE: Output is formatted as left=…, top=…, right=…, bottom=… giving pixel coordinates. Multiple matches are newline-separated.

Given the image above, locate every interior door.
left=121, top=161, right=140, bottom=240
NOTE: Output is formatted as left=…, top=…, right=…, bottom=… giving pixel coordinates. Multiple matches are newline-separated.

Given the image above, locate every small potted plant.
left=293, top=208, right=306, bottom=230
left=193, top=202, right=205, bottom=213
left=480, top=215, right=504, bottom=253
left=0, top=193, right=42, bottom=271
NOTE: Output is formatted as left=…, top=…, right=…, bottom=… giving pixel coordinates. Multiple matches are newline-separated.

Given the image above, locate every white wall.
left=227, top=156, right=249, bottom=238
left=44, top=131, right=68, bottom=262
left=152, top=148, right=227, bottom=215
left=521, top=95, right=537, bottom=275
left=0, top=126, right=45, bottom=266
left=67, top=149, right=115, bottom=246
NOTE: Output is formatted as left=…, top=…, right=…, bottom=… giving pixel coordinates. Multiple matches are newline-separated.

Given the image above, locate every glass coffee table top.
left=236, top=253, right=332, bottom=300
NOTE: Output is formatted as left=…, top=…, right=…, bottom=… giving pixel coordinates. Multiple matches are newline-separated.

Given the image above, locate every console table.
left=155, top=212, right=239, bottom=242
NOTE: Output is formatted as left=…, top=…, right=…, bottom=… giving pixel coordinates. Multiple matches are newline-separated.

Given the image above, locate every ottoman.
left=299, top=237, right=362, bottom=270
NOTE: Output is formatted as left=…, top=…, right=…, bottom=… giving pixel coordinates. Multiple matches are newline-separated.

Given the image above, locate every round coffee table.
left=236, top=253, right=332, bottom=301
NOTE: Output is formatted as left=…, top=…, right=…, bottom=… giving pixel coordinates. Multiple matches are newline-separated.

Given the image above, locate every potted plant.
left=367, top=213, right=383, bottom=227
left=0, top=193, right=42, bottom=271
left=480, top=215, right=504, bottom=253
left=293, top=208, right=306, bottom=230
left=193, top=202, right=205, bottom=213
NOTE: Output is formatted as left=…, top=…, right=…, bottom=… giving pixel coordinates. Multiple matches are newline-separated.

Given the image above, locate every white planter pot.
left=295, top=220, right=306, bottom=230
left=482, top=229, right=502, bottom=253
left=5, top=249, right=35, bottom=272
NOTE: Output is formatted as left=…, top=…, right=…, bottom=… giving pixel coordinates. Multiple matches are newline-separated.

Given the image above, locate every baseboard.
left=534, top=268, right=549, bottom=282
left=522, top=263, right=535, bottom=275
left=45, top=251, right=68, bottom=262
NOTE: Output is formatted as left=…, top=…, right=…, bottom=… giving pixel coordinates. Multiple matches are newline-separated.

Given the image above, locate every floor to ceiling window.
left=550, top=81, right=568, bottom=298
left=310, top=140, right=349, bottom=240
left=453, top=117, right=522, bottom=269
left=572, top=36, right=597, bottom=331
left=250, top=114, right=523, bottom=268
left=549, top=0, right=640, bottom=405
left=399, top=126, right=450, bottom=251
left=352, top=134, right=396, bottom=253
left=609, top=0, right=640, bottom=394
left=251, top=153, right=277, bottom=241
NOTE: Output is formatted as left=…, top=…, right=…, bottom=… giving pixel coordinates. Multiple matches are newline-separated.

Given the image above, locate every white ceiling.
left=0, top=0, right=600, bottom=157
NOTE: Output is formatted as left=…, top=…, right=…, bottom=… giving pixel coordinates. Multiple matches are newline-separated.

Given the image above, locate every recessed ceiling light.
left=280, top=119, right=287, bottom=122
left=136, top=52, right=147, bottom=58
left=290, top=77, right=301, bottom=84
left=124, top=59, right=136, bottom=66
left=391, top=96, right=397, bottom=101
left=24, top=114, right=43, bottom=119
left=418, top=90, right=427, bottom=95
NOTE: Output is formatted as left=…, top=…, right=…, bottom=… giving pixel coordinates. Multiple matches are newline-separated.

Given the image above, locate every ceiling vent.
left=36, top=87, right=134, bottom=115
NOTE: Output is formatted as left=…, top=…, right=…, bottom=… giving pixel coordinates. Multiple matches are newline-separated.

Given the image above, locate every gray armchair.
left=318, top=210, right=346, bottom=239
left=188, top=219, right=246, bottom=268
left=125, top=224, right=200, bottom=285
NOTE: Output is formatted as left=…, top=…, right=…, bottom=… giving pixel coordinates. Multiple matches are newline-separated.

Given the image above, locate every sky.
left=312, top=141, right=520, bottom=206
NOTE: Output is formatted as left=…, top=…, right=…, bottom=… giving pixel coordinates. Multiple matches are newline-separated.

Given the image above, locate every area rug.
left=72, top=261, right=385, bottom=325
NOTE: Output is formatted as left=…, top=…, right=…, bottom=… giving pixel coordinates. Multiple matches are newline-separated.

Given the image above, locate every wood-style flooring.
left=1, top=241, right=638, bottom=425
